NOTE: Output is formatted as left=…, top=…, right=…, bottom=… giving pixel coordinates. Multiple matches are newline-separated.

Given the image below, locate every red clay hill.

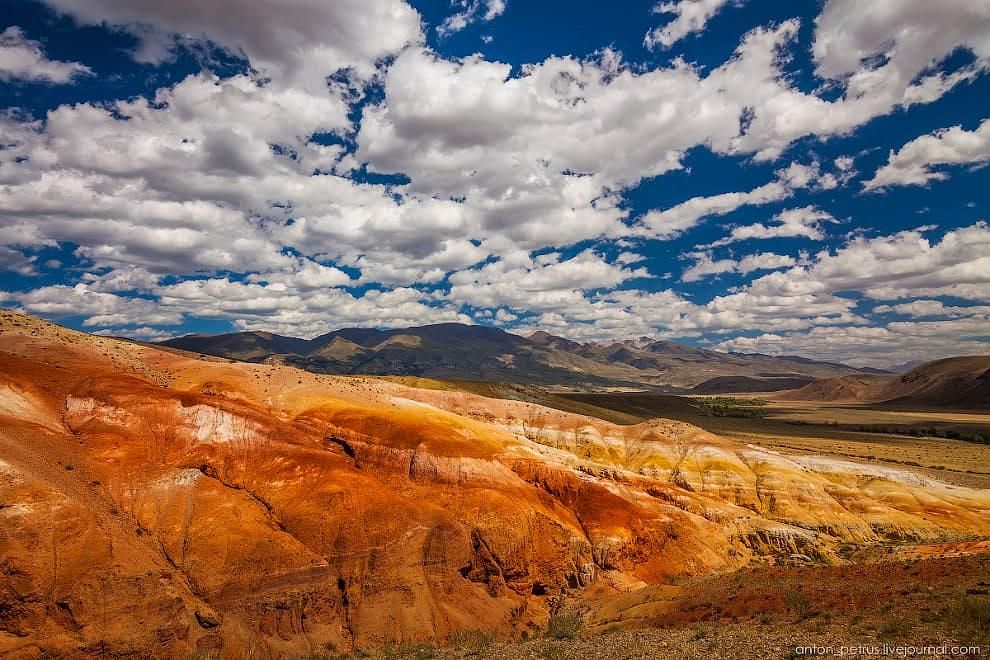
left=1, top=310, right=988, bottom=657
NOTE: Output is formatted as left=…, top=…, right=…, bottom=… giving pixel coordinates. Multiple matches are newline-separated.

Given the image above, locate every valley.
left=389, top=381, right=990, bottom=488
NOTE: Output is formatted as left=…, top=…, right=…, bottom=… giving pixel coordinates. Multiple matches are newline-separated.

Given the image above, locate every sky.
left=0, top=0, right=988, bottom=369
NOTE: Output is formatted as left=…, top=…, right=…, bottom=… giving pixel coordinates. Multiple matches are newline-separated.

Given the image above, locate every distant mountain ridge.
left=778, top=356, right=990, bottom=410
left=159, top=323, right=881, bottom=389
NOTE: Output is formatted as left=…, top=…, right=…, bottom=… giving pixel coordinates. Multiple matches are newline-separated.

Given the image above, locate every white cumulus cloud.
left=438, top=0, right=507, bottom=37
left=644, top=0, right=738, bottom=50
left=710, top=207, right=837, bottom=246
left=864, top=118, right=990, bottom=190
left=0, top=26, right=92, bottom=83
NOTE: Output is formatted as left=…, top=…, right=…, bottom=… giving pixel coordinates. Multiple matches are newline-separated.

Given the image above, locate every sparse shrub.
left=879, top=616, right=910, bottom=637
left=783, top=589, right=813, bottom=620
left=447, top=628, right=495, bottom=652
left=949, top=596, right=990, bottom=644
left=302, top=641, right=354, bottom=660
left=376, top=641, right=437, bottom=660
left=809, top=618, right=829, bottom=633
left=546, top=613, right=583, bottom=640
left=536, top=641, right=567, bottom=660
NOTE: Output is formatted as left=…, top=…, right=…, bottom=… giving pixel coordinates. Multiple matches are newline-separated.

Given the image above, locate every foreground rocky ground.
left=432, top=623, right=984, bottom=660
left=1, top=310, right=988, bottom=658
left=336, top=551, right=990, bottom=659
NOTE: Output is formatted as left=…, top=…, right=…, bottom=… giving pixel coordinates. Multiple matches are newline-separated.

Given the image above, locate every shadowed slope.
left=779, top=356, right=990, bottom=409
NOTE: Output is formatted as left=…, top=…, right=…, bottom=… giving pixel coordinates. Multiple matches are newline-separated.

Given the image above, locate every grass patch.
left=546, top=613, right=583, bottom=640
left=879, top=616, right=911, bottom=637
left=375, top=641, right=438, bottom=660
left=697, top=397, right=768, bottom=419
left=949, top=596, right=990, bottom=644
left=783, top=589, right=814, bottom=620
left=535, top=641, right=568, bottom=660
left=447, top=628, right=496, bottom=652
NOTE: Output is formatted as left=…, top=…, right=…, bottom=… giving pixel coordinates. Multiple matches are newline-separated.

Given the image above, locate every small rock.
left=195, top=609, right=221, bottom=629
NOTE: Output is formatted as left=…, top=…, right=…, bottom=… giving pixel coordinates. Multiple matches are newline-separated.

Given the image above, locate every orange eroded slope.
left=0, top=310, right=988, bottom=657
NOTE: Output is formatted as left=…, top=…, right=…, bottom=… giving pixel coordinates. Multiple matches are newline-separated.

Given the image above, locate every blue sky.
left=0, top=0, right=988, bottom=368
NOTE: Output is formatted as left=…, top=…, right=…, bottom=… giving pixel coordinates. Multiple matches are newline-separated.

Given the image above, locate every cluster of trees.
left=849, top=425, right=989, bottom=444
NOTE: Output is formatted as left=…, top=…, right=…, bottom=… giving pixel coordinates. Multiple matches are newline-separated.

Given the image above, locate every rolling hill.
left=160, top=324, right=878, bottom=390
left=779, top=356, right=990, bottom=409
left=688, top=375, right=815, bottom=394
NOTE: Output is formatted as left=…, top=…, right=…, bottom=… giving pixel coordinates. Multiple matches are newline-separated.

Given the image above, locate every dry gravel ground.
left=433, top=623, right=984, bottom=660
left=374, top=616, right=988, bottom=660
left=362, top=552, right=990, bottom=660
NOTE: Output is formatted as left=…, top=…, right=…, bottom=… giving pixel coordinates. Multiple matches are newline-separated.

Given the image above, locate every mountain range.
left=160, top=323, right=883, bottom=390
